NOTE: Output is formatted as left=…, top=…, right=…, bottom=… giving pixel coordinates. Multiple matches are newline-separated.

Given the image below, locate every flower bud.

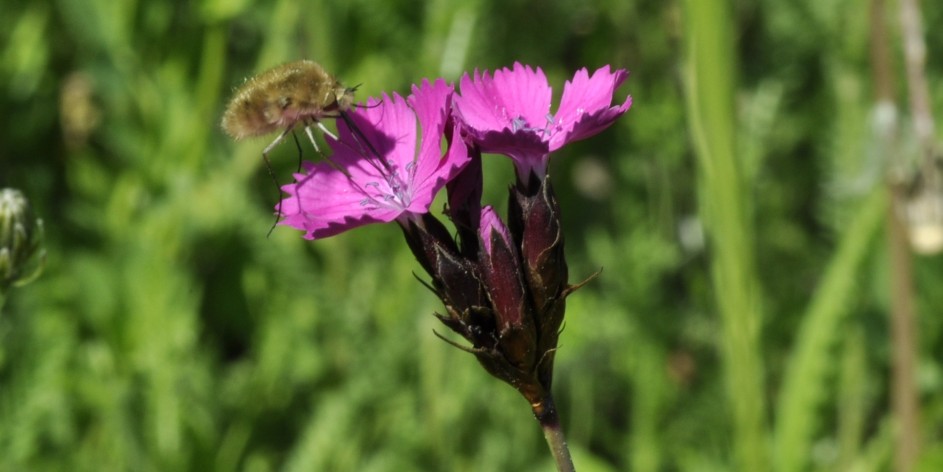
left=401, top=185, right=576, bottom=404
left=479, top=207, right=527, bottom=330
left=400, top=213, right=460, bottom=279
left=509, top=176, right=568, bottom=309
left=0, top=188, right=45, bottom=292
left=399, top=214, right=493, bottom=345
left=507, top=177, right=569, bottom=388
left=446, top=147, right=483, bottom=258
left=478, top=207, right=541, bottom=375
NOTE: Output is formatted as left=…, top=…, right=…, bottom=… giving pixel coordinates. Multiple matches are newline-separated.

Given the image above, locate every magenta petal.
left=408, top=120, right=470, bottom=213
left=344, top=92, right=418, bottom=186
left=278, top=160, right=395, bottom=240
left=454, top=70, right=505, bottom=133
left=455, top=63, right=556, bottom=176
left=278, top=94, right=418, bottom=240
left=406, top=79, right=470, bottom=213
left=407, top=78, right=464, bottom=212
left=279, top=81, right=469, bottom=240
left=490, top=63, right=553, bottom=128
left=333, top=94, right=407, bottom=174
left=549, top=66, right=631, bottom=151
left=467, top=127, right=549, bottom=177
left=455, top=63, right=552, bottom=135
left=409, top=78, right=452, bottom=145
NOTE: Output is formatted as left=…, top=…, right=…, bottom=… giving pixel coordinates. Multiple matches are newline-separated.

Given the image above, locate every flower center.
left=357, top=160, right=413, bottom=211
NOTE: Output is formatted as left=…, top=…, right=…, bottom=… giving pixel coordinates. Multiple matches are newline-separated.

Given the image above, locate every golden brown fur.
left=221, top=60, right=354, bottom=140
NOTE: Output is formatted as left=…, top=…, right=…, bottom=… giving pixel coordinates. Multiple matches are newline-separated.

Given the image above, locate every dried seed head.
left=0, top=188, right=45, bottom=291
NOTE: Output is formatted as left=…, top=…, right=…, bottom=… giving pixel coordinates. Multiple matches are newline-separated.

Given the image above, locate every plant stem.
left=895, top=4, right=931, bottom=470
left=888, top=183, right=920, bottom=472
left=872, top=0, right=923, bottom=468
left=682, top=0, right=768, bottom=470
left=533, top=394, right=575, bottom=472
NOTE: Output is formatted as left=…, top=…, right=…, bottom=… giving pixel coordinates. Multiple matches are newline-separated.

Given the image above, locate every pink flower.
left=454, top=62, right=632, bottom=180
left=279, top=79, right=469, bottom=240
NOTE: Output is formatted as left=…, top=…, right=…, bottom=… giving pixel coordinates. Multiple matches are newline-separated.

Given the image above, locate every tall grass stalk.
left=681, top=0, right=768, bottom=470
left=774, top=187, right=887, bottom=472
left=892, top=0, right=932, bottom=467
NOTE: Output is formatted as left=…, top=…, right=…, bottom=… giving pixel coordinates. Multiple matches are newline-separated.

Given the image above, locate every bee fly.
left=222, top=59, right=355, bottom=155
left=221, top=60, right=357, bottom=232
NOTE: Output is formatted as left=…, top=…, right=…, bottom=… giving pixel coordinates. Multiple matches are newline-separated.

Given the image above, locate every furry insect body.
left=222, top=60, right=355, bottom=149
left=221, top=60, right=356, bottom=234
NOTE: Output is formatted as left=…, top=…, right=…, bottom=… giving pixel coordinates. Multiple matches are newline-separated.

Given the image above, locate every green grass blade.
left=774, top=187, right=887, bottom=472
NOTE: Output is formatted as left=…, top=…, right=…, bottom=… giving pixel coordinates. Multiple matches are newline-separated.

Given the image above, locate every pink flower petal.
left=550, top=66, right=631, bottom=150
left=455, top=63, right=558, bottom=177
left=455, top=63, right=631, bottom=179
left=407, top=79, right=469, bottom=212
left=454, top=63, right=552, bottom=138
left=278, top=83, right=469, bottom=240
left=491, top=63, right=553, bottom=129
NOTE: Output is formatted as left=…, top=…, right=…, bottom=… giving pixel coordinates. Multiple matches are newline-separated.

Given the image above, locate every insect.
left=222, top=59, right=355, bottom=157
left=221, top=60, right=357, bottom=232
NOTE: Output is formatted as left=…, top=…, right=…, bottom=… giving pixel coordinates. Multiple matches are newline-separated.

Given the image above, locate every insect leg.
left=302, top=123, right=321, bottom=155
left=315, top=121, right=339, bottom=141
left=291, top=131, right=304, bottom=172
left=262, top=127, right=293, bottom=237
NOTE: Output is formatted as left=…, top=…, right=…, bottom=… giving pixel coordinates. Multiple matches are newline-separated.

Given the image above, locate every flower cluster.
left=278, top=62, right=631, bottom=407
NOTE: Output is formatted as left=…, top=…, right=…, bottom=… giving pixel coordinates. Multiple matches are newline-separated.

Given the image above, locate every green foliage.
left=2, top=0, right=943, bottom=470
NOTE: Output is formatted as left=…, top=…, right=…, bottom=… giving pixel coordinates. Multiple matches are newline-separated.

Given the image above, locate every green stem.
left=534, top=395, right=575, bottom=472
left=773, top=186, right=887, bottom=472
left=682, top=0, right=768, bottom=470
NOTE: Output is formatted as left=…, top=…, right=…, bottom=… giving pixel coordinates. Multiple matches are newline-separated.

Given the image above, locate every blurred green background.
left=2, top=0, right=943, bottom=470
